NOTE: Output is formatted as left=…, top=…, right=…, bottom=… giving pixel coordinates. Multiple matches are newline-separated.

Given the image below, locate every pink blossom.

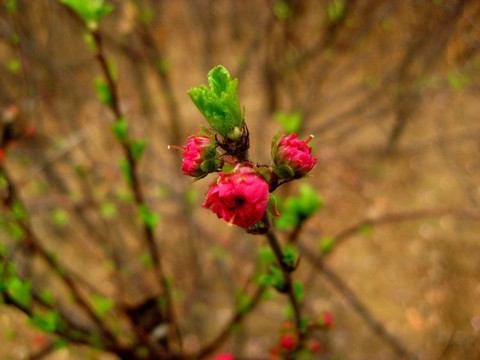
left=202, top=165, right=269, bottom=227
left=180, top=131, right=218, bottom=177
left=273, top=133, right=317, bottom=178
left=214, top=353, right=235, bottom=360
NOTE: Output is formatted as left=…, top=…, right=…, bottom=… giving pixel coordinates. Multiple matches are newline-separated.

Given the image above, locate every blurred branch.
left=194, top=285, right=267, bottom=360
left=91, top=27, right=181, bottom=353
left=330, top=208, right=480, bottom=255
left=0, top=166, right=118, bottom=344
left=297, top=243, right=419, bottom=360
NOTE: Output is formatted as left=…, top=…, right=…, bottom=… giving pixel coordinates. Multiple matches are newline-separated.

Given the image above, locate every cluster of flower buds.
left=174, top=65, right=317, bottom=230
left=267, top=320, right=324, bottom=360
left=175, top=128, right=316, bottom=229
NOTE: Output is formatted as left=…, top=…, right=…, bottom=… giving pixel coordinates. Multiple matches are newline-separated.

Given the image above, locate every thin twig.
left=194, top=285, right=267, bottom=360
left=263, top=215, right=304, bottom=349
left=297, top=243, right=419, bottom=360
left=330, top=208, right=480, bottom=256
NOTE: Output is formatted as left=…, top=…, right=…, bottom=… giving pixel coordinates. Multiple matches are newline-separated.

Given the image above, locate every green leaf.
left=54, top=337, right=68, bottom=349
left=273, top=1, right=292, bottom=21
left=94, top=77, right=113, bottom=107
left=270, top=265, right=284, bottom=290
left=234, top=291, right=250, bottom=314
left=131, top=139, right=147, bottom=161
left=258, top=246, right=275, bottom=264
left=184, top=188, right=198, bottom=206
left=448, top=72, right=469, bottom=90
left=51, top=208, right=69, bottom=227
left=282, top=245, right=298, bottom=268
left=319, top=236, right=335, bottom=255
left=358, top=223, right=373, bottom=236
left=7, top=278, right=32, bottom=308
left=138, top=205, right=161, bottom=231
left=10, top=201, right=27, bottom=220
left=5, top=0, right=17, bottom=13
left=188, top=65, right=243, bottom=139
left=276, top=184, right=324, bottom=229
left=61, top=0, right=113, bottom=29
left=138, top=253, right=154, bottom=267
left=293, top=281, right=304, bottom=302
left=156, top=58, right=170, bottom=74
left=83, top=32, right=97, bottom=52
left=274, top=111, right=303, bottom=134
left=100, top=202, right=117, bottom=219
left=39, top=290, right=55, bottom=306
left=92, top=295, right=114, bottom=318
left=29, top=310, right=62, bottom=333
left=327, top=0, right=347, bottom=22
left=119, top=158, right=133, bottom=185
left=107, top=60, right=118, bottom=82
left=6, top=59, right=21, bottom=74
left=0, top=243, right=8, bottom=257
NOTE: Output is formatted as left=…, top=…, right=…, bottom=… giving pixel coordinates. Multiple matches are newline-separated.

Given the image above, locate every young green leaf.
left=6, top=278, right=32, bottom=308
left=95, top=77, right=113, bottom=107
left=138, top=205, right=161, bottom=231
left=274, top=111, right=303, bottom=134
left=119, top=158, right=133, bottom=185
left=60, top=0, right=113, bottom=29
left=319, top=236, right=335, bottom=255
left=100, top=202, right=117, bottom=219
left=29, top=310, right=62, bottom=332
left=131, top=139, right=147, bottom=161
left=276, top=184, right=324, bottom=229
left=111, top=116, right=128, bottom=142
left=293, top=281, right=305, bottom=302
left=92, top=295, right=114, bottom=319
left=188, top=65, right=243, bottom=139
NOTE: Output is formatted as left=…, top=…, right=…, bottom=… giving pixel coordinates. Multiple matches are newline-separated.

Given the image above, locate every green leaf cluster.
left=29, top=310, right=62, bottom=332
left=60, top=0, right=113, bottom=30
left=282, top=244, right=298, bottom=268
left=276, top=184, right=324, bottom=229
left=188, top=65, right=243, bottom=139
left=256, top=266, right=284, bottom=291
left=6, top=278, right=32, bottom=308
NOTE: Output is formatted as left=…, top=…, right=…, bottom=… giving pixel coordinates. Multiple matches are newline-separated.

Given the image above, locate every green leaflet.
left=61, top=0, right=113, bottom=29
left=188, top=65, right=243, bottom=139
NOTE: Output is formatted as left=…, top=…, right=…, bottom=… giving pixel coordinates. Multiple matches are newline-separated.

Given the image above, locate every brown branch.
left=194, top=285, right=267, bottom=360
left=329, top=208, right=480, bottom=256
left=263, top=215, right=305, bottom=352
left=297, top=243, right=418, bottom=360
left=91, top=29, right=180, bottom=353
left=1, top=166, right=117, bottom=345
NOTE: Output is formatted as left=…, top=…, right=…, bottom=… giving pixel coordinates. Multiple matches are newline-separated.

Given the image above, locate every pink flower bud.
left=310, top=340, right=322, bottom=353
left=180, top=130, right=219, bottom=177
left=323, top=311, right=333, bottom=327
left=214, top=353, right=235, bottom=360
left=273, top=133, right=317, bottom=179
left=202, top=165, right=269, bottom=227
left=270, top=347, right=280, bottom=355
left=280, top=335, right=295, bottom=350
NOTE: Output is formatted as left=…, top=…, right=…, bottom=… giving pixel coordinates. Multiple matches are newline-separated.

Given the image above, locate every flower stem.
left=263, top=214, right=305, bottom=348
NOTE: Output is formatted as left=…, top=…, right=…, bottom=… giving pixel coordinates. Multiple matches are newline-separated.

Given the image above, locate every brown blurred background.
left=1, top=0, right=480, bottom=359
